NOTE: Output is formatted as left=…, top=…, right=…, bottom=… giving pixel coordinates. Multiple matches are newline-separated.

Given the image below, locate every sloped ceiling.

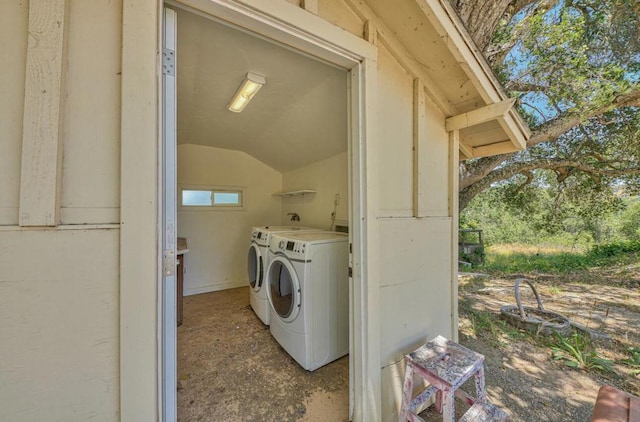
left=175, top=8, right=348, bottom=173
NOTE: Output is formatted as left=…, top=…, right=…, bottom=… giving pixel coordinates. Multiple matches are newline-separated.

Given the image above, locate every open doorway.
left=162, top=3, right=360, bottom=420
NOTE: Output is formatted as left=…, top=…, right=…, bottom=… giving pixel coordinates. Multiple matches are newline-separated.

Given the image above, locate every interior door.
left=162, top=7, right=178, bottom=421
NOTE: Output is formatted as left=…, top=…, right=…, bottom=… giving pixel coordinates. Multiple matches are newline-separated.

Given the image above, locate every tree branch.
left=459, top=154, right=511, bottom=190
left=506, top=82, right=551, bottom=92
left=485, top=0, right=560, bottom=65
left=514, top=170, right=534, bottom=194
left=527, top=87, right=640, bottom=147
left=449, top=0, right=540, bottom=51
left=460, top=157, right=640, bottom=209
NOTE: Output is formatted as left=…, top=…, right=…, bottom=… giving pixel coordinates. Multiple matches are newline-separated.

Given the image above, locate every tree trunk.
left=448, top=0, right=537, bottom=50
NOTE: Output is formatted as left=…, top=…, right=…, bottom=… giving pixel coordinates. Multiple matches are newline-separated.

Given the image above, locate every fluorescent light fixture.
left=227, top=72, right=266, bottom=113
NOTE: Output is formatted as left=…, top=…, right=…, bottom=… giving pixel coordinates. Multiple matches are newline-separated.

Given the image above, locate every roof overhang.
left=364, top=0, right=531, bottom=160
left=445, top=99, right=529, bottom=160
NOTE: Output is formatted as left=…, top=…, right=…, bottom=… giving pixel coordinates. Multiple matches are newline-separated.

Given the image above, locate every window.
left=180, top=187, right=243, bottom=209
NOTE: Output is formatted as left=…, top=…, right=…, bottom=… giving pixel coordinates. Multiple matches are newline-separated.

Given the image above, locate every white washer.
left=247, top=226, right=322, bottom=325
left=266, top=231, right=349, bottom=371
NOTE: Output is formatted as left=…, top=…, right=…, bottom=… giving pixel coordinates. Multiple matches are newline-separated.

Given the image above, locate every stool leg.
left=399, top=362, right=415, bottom=422
left=474, top=365, right=487, bottom=403
left=442, top=390, right=455, bottom=422
left=435, top=390, right=443, bottom=413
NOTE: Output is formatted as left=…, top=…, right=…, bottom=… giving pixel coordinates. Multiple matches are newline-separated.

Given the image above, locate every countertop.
left=178, top=237, right=189, bottom=255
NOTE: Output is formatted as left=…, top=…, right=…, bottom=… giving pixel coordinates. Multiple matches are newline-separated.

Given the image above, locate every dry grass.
left=488, top=244, right=582, bottom=255
left=459, top=264, right=640, bottom=396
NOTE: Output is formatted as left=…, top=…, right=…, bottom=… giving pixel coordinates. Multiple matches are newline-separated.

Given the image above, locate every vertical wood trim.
left=449, top=130, right=460, bottom=342
left=349, top=58, right=382, bottom=422
left=19, top=0, right=68, bottom=227
left=413, top=79, right=427, bottom=218
left=357, top=56, right=382, bottom=422
left=301, top=0, right=318, bottom=14
left=120, top=0, right=160, bottom=420
left=342, top=0, right=454, bottom=116
left=364, top=19, right=377, bottom=45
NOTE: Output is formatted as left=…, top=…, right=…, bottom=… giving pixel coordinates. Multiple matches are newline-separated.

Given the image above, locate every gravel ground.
left=457, top=336, right=599, bottom=421
left=415, top=335, right=600, bottom=422
left=447, top=270, right=640, bottom=422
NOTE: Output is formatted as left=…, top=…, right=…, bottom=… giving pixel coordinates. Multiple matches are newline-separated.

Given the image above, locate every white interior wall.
left=177, top=144, right=283, bottom=295
left=0, top=1, right=28, bottom=226
left=281, top=152, right=348, bottom=229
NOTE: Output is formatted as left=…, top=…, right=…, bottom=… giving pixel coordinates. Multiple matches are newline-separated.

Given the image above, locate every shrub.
left=551, top=332, right=615, bottom=373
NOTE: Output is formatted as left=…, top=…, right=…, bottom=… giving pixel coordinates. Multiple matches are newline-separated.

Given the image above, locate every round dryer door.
left=247, top=243, right=263, bottom=292
left=266, top=257, right=300, bottom=322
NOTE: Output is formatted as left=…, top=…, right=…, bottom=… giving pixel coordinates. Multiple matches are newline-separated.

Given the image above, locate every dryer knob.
left=278, top=240, right=285, bottom=249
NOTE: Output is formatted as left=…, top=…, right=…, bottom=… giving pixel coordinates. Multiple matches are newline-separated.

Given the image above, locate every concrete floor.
left=177, top=287, right=349, bottom=422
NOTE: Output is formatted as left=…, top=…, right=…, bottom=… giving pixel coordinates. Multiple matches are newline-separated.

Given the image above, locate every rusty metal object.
left=500, top=278, right=572, bottom=336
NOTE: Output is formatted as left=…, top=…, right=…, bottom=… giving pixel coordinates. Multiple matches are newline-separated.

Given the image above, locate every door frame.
left=160, top=7, right=178, bottom=422
left=120, top=1, right=380, bottom=420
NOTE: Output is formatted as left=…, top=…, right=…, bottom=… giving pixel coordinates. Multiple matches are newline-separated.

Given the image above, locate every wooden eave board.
left=415, top=0, right=506, bottom=104
left=459, top=120, right=504, bottom=147
left=458, top=114, right=529, bottom=159
left=364, top=0, right=531, bottom=160
left=506, top=107, right=531, bottom=147
left=365, top=0, right=483, bottom=114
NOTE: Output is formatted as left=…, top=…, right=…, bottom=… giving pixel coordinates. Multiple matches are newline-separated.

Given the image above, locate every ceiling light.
left=227, top=72, right=266, bottom=113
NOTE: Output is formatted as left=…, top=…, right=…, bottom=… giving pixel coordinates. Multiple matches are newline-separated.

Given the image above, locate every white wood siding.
left=378, top=218, right=453, bottom=419
left=0, top=1, right=124, bottom=421
left=60, top=0, right=122, bottom=225
left=376, top=44, right=414, bottom=218
left=317, top=0, right=364, bottom=38
left=421, top=88, right=450, bottom=217
left=0, top=1, right=28, bottom=226
left=0, top=228, right=120, bottom=421
left=0, top=0, right=463, bottom=420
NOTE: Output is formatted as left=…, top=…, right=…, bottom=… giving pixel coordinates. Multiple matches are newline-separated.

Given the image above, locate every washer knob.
left=279, top=240, right=285, bottom=249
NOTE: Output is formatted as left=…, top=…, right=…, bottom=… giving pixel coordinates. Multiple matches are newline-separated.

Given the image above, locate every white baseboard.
left=184, top=281, right=247, bottom=296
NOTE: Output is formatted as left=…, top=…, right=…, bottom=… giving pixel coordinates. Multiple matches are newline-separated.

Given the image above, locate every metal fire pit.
left=500, top=278, right=572, bottom=336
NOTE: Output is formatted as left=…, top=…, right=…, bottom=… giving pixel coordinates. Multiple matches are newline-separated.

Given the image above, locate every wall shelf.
left=272, top=189, right=317, bottom=197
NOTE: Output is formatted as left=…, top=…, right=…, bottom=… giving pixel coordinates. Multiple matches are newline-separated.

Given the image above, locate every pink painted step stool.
left=399, top=335, right=508, bottom=422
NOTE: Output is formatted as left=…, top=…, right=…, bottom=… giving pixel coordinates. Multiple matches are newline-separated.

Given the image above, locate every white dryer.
left=266, top=231, right=349, bottom=371
left=247, top=226, right=322, bottom=325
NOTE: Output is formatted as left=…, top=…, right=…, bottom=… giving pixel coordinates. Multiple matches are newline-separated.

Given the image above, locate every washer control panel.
left=272, top=235, right=307, bottom=259
left=278, top=240, right=306, bottom=253
left=251, top=229, right=270, bottom=246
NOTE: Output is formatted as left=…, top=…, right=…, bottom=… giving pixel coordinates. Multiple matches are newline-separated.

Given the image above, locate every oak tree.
left=451, top=0, right=640, bottom=210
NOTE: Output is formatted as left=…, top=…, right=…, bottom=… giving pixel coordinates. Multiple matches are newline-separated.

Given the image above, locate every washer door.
left=247, top=243, right=263, bottom=292
left=267, top=256, right=300, bottom=322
